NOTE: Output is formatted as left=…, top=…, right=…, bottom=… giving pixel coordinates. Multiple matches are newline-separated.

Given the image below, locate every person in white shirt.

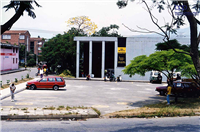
left=10, top=83, right=16, bottom=102
left=40, top=68, right=44, bottom=78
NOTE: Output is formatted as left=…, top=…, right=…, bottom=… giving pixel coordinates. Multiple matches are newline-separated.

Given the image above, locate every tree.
left=117, top=0, right=200, bottom=84
left=123, top=50, right=196, bottom=84
left=41, top=28, right=85, bottom=75
left=155, top=39, right=200, bottom=56
left=92, top=24, right=122, bottom=37
left=66, top=16, right=98, bottom=36
left=1, top=1, right=41, bottom=34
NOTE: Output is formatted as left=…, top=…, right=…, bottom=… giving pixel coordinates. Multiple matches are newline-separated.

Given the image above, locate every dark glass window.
left=48, top=78, right=55, bottom=82
left=30, top=42, right=34, bottom=53
left=40, top=78, right=47, bottom=82
left=56, top=78, right=63, bottom=82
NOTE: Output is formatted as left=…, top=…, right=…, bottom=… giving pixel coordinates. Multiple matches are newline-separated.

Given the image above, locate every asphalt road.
left=1, top=68, right=38, bottom=85
left=1, top=80, right=167, bottom=115
left=1, top=116, right=199, bottom=132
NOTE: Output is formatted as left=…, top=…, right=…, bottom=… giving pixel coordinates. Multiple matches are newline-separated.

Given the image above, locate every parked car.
left=150, top=70, right=162, bottom=83
left=155, top=82, right=200, bottom=97
left=26, top=76, right=66, bottom=90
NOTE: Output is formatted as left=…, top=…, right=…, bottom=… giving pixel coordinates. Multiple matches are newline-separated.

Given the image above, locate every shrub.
left=63, top=69, right=71, bottom=76
left=21, top=76, right=23, bottom=80
left=7, top=80, right=10, bottom=85
left=15, top=78, right=18, bottom=82
left=26, top=74, right=29, bottom=78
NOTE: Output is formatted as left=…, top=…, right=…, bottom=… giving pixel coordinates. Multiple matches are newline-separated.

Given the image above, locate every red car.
left=26, top=76, right=66, bottom=90
left=156, top=82, right=200, bottom=97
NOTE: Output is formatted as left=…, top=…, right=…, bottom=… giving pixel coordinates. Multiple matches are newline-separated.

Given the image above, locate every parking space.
left=1, top=80, right=167, bottom=115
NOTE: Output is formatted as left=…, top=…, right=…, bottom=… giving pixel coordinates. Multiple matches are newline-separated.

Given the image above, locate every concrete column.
left=114, top=40, right=118, bottom=75
left=101, top=41, right=105, bottom=78
left=89, top=41, right=92, bottom=76
left=76, top=41, right=80, bottom=78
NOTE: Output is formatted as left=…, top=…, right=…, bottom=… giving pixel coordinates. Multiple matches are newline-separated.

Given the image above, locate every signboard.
left=117, top=38, right=126, bottom=67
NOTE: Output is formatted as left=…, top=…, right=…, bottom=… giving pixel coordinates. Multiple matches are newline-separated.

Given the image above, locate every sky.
left=1, top=0, right=199, bottom=39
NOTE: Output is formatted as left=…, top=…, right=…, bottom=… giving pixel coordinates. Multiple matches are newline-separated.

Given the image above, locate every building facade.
left=1, top=30, right=45, bottom=55
left=30, top=37, right=45, bottom=55
left=1, top=43, right=19, bottom=71
left=74, top=36, right=190, bottom=81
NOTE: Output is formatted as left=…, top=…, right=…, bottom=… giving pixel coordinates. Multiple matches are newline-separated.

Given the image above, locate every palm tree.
left=1, top=1, right=41, bottom=34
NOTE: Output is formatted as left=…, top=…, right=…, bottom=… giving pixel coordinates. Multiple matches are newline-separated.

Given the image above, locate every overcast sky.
left=1, top=0, right=199, bottom=39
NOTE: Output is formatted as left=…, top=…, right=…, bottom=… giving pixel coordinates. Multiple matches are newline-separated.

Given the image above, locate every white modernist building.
left=74, top=36, right=190, bottom=81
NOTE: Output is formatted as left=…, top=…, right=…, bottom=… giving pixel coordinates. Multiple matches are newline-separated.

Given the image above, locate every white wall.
left=115, top=37, right=190, bottom=81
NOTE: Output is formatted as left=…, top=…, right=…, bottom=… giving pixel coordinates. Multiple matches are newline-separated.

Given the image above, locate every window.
left=176, top=83, right=182, bottom=87
left=16, top=48, right=18, bottom=53
left=48, top=78, right=55, bottom=82
left=13, top=48, right=15, bottom=53
left=38, top=47, right=41, bottom=50
left=19, top=35, right=25, bottom=39
left=2, top=35, right=11, bottom=39
left=30, top=42, right=34, bottom=53
left=13, top=58, right=14, bottom=64
left=16, top=58, right=17, bottom=63
left=56, top=78, right=63, bottom=82
left=40, top=78, right=47, bottom=82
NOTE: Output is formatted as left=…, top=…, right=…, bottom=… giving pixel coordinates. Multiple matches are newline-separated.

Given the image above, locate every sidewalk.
left=0, top=77, right=99, bottom=120
left=1, top=68, right=26, bottom=75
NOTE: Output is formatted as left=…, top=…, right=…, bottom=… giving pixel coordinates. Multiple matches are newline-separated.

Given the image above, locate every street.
left=2, top=117, right=199, bottom=132
left=1, top=68, right=38, bottom=85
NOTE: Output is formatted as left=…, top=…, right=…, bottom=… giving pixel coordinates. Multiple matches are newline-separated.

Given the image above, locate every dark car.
left=26, top=76, right=66, bottom=90
left=155, top=82, right=200, bottom=97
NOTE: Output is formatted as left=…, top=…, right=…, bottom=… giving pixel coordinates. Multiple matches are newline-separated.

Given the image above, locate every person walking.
left=167, top=85, right=172, bottom=105
left=10, top=83, right=16, bottom=102
left=40, top=68, right=44, bottom=78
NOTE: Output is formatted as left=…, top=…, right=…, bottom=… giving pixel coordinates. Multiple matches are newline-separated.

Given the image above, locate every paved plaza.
left=1, top=80, right=167, bottom=115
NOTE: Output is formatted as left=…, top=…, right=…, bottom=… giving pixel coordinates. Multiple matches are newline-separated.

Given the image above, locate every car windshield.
left=154, top=72, right=159, bottom=75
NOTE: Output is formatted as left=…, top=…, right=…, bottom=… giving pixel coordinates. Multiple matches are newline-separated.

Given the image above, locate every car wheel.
left=160, top=91, right=165, bottom=96
left=29, top=85, right=36, bottom=90
left=53, top=85, right=59, bottom=90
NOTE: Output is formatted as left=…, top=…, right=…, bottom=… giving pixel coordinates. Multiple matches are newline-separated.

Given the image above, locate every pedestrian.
left=10, top=83, right=16, bottom=102
left=176, top=74, right=181, bottom=81
left=167, top=85, right=172, bottom=105
left=44, top=67, right=47, bottom=76
left=40, top=68, right=43, bottom=78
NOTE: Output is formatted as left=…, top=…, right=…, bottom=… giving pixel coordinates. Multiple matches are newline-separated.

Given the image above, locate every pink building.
left=1, top=43, right=19, bottom=71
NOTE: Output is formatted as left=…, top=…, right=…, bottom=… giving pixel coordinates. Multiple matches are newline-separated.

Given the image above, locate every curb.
left=63, top=78, right=167, bottom=83
left=1, top=114, right=99, bottom=120
left=1, top=69, right=26, bottom=75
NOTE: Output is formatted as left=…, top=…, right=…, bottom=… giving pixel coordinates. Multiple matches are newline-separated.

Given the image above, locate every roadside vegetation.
left=105, top=97, right=200, bottom=118
left=1, top=77, right=33, bottom=90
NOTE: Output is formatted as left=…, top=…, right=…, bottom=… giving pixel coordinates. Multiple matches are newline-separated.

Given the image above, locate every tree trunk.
left=183, top=2, right=200, bottom=78
left=1, top=3, right=26, bottom=34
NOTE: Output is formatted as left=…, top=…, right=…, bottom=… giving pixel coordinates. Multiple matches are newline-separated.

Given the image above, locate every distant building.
left=30, top=37, right=45, bottom=56
left=1, top=43, right=19, bottom=71
left=74, top=36, right=190, bottom=81
left=1, top=30, right=45, bottom=55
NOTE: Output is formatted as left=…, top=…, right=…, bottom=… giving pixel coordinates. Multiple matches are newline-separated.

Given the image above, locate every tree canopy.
left=66, top=16, right=98, bottom=36
left=117, top=0, right=200, bottom=84
left=41, top=28, right=85, bottom=75
left=92, top=24, right=122, bottom=37
left=123, top=49, right=196, bottom=80
left=1, top=1, right=41, bottom=34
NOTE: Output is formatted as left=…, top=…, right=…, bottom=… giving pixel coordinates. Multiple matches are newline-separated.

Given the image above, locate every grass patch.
left=105, top=97, right=200, bottom=118
left=43, top=106, right=56, bottom=110
left=91, top=107, right=101, bottom=116
left=1, top=78, right=33, bottom=90
left=21, top=108, right=28, bottom=111
left=57, top=106, right=65, bottom=110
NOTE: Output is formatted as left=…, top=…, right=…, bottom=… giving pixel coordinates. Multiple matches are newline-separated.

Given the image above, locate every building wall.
left=115, top=37, right=190, bottom=81
left=1, top=47, right=19, bottom=71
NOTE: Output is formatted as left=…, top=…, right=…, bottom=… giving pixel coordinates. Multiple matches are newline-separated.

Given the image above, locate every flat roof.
left=74, top=37, right=117, bottom=42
